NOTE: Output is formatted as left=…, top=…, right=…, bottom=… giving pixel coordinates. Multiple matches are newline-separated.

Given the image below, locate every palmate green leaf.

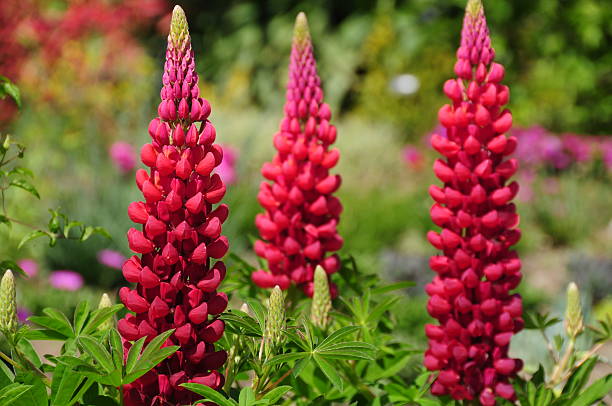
left=367, top=296, right=400, bottom=325
left=72, top=301, right=90, bottom=336
left=108, top=329, right=124, bottom=371
left=9, top=179, right=39, bottom=199
left=123, top=330, right=178, bottom=384
left=81, top=226, right=111, bottom=241
left=180, top=383, right=236, bottom=406
left=292, top=355, right=311, bottom=378
left=16, top=339, right=41, bottom=368
left=78, top=336, right=115, bottom=374
left=28, top=315, right=73, bottom=339
left=50, top=363, right=86, bottom=406
left=82, top=304, right=123, bottom=335
left=371, top=281, right=415, bottom=295
left=524, top=311, right=562, bottom=331
left=238, top=387, right=257, bottom=406
left=264, top=352, right=308, bottom=367
left=315, top=341, right=377, bottom=361
left=221, top=311, right=262, bottom=336
left=562, top=357, right=597, bottom=396
left=260, top=386, right=291, bottom=404
left=23, top=329, right=66, bottom=341
left=13, top=372, right=47, bottom=406
left=0, top=383, right=32, bottom=406
left=569, top=374, right=612, bottom=406
left=313, top=354, right=343, bottom=391
left=245, top=299, right=266, bottom=335
left=317, top=326, right=360, bottom=350
left=124, top=337, right=146, bottom=374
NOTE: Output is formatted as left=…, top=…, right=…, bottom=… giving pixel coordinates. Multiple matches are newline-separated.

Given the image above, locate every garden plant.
left=0, top=1, right=610, bottom=406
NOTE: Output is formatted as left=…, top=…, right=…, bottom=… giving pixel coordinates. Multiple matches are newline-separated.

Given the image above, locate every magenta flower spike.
left=118, top=6, right=229, bottom=405
left=251, top=12, right=343, bottom=298
left=424, top=0, right=524, bottom=404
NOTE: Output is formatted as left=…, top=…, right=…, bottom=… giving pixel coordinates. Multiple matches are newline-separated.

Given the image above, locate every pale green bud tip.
left=311, top=266, right=332, bottom=329
left=98, top=293, right=112, bottom=309
left=97, top=293, right=115, bottom=331
left=170, top=5, right=190, bottom=48
left=0, top=270, right=18, bottom=334
left=466, top=0, right=483, bottom=18
left=293, top=12, right=311, bottom=48
left=565, top=282, right=583, bottom=337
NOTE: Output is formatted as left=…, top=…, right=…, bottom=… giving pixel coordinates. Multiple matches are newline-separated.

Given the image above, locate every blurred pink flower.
left=600, top=140, right=612, bottom=170
left=215, top=145, right=238, bottom=185
left=97, top=249, right=126, bottom=269
left=109, top=141, right=136, bottom=173
left=517, top=170, right=535, bottom=202
left=17, top=307, right=31, bottom=323
left=561, top=134, right=591, bottom=163
left=402, top=146, right=424, bottom=169
left=17, top=258, right=38, bottom=277
left=49, top=270, right=84, bottom=291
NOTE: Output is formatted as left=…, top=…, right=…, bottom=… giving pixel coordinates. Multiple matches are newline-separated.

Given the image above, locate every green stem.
left=0, top=350, right=20, bottom=370
left=549, top=338, right=575, bottom=386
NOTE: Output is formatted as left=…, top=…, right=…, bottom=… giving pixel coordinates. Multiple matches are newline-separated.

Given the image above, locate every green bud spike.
left=565, top=282, right=584, bottom=338
left=0, top=270, right=18, bottom=336
left=293, top=12, right=311, bottom=49
left=311, top=266, right=332, bottom=329
left=263, top=285, right=286, bottom=358
left=97, top=293, right=115, bottom=331
left=170, top=5, right=190, bottom=49
left=466, top=0, right=483, bottom=18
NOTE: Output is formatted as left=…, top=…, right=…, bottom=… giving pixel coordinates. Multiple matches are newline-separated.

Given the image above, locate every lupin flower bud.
left=263, top=285, right=286, bottom=358
left=251, top=12, right=342, bottom=298
left=424, top=1, right=523, bottom=404
left=97, top=293, right=115, bottom=331
left=0, top=270, right=18, bottom=337
left=565, top=282, right=583, bottom=338
left=311, top=266, right=332, bottom=329
left=119, top=7, right=229, bottom=406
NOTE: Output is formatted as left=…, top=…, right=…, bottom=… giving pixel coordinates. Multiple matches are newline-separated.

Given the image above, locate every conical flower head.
left=97, top=293, right=115, bottom=331
left=565, top=282, right=583, bottom=338
left=119, top=7, right=229, bottom=406
left=311, top=266, right=332, bottom=329
left=0, top=270, right=18, bottom=336
left=425, top=0, right=522, bottom=404
left=252, top=12, right=343, bottom=299
left=263, top=285, right=286, bottom=357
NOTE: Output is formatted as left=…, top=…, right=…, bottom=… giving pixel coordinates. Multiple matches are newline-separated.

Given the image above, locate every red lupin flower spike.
left=118, top=6, right=228, bottom=405
left=251, top=12, right=342, bottom=298
left=424, top=0, right=523, bottom=404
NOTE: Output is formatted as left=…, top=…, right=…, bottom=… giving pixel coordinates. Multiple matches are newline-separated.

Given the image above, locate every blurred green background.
left=0, top=0, right=611, bottom=371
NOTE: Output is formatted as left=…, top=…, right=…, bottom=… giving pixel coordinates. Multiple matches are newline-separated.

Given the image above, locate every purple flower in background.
left=402, top=146, right=424, bottom=169
left=517, top=170, right=535, bottom=202
left=17, top=307, right=31, bottom=323
left=109, top=142, right=136, bottom=174
left=562, top=134, right=591, bottom=163
left=97, top=249, right=126, bottom=269
left=49, top=270, right=84, bottom=291
left=17, top=259, right=38, bottom=277
left=215, top=145, right=238, bottom=185
left=601, top=140, right=612, bottom=170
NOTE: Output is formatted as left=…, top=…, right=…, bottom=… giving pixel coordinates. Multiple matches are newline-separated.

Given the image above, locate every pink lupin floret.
left=251, top=12, right=342, bottom=298
left=118, top=6, right=228, bottom=405
left=424, top=0, right=523, bottom=404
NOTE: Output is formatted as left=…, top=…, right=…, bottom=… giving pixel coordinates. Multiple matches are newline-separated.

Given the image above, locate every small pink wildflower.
left=215, top=145, right=238, bottom=185
left=97, top=249, right=127, bottom=269
left=17, top=259, right=38, bottom=277
left=110, top=141, right=136, bottom=173
left=49, top=270, right=84, bottom=291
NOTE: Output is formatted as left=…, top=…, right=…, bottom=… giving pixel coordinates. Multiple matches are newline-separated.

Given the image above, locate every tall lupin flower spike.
left=252, top=12, right=342, bottom=298
left=118, top=6, right=229, bottom=406
left=423, top=0, right=523, bottom=404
